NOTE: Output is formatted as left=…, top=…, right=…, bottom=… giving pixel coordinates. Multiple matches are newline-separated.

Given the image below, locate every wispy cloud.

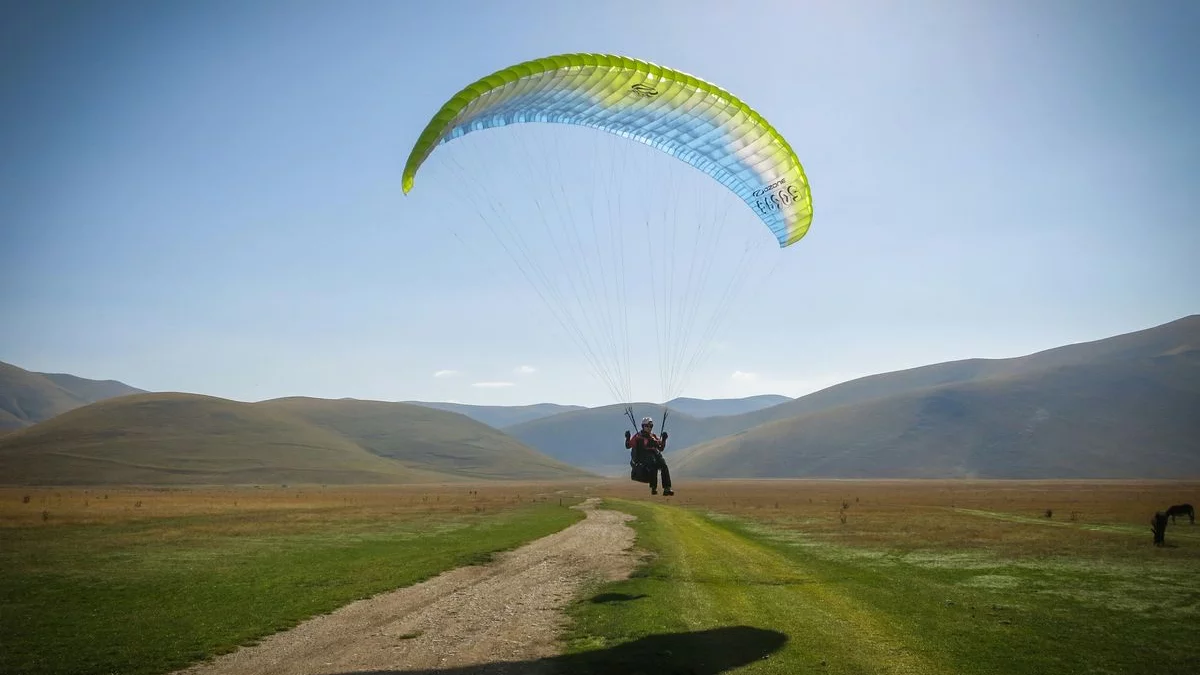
left=471, top=381, right=515, bottom=388
left=731, top=370, right=758, bottom=381
left=514, top=365, right=537, bottom=375
left=433, top=369, right=460, bottom=378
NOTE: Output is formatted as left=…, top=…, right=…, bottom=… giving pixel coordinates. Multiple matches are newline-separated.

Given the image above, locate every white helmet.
left=641, top=417, right=654, bottom=427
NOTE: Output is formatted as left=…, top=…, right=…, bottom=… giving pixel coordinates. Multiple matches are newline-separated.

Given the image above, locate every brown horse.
left=1165, top=503, right=1194, bottom=525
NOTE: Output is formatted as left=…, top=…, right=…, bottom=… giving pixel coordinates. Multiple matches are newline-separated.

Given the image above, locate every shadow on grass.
left=337, top=625, right=787, bottom=674
left=589, top=592, right=649, bottom=604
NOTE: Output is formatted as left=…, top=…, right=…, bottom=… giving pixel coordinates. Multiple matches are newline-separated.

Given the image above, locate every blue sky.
left=2, top=0, right=1197, bottom=407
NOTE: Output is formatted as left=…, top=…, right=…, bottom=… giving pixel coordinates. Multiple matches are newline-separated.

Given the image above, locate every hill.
left=259, top=397, right=588, bottom=480
left=722, top=314, right=1200, bottom=431
left=0, top=361, right=146, bottom=432
left=0, top=393, right=594, bottom=486
left=663, top=394, right=792, bottom=418
left=38, top=371, right=146, bottom=403
left=510, top=315, right=1200, bottom=465
left=405, top=401, right=587, bottom=428
left=673, top=346, right=1200, bottom=479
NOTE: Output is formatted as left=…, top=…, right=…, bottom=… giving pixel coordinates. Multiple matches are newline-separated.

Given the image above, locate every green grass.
left=562, top=499, right=1199, bottom=674
left=0, top=500, right=584, bottom=675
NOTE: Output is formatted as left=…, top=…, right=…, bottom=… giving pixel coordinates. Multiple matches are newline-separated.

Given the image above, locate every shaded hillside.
left=664, top=395, right=791, bottom=418
left=724, top=314, right=1200, bottom=431
left=0, top=393, right=593, bottom=486
left=259, top=397, right=590, bottom=480
left=673, top=354, right=1200, bottom=479
left=38, top=372, right=145, bottom=403
left=405, top=401, right=586, bottom=428
left=0, top=361, right=146, bottom=432
left=511, top=315, right=1200, bottom=463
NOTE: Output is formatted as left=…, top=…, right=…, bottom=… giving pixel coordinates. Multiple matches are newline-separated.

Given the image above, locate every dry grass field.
left=599, top=478, right=1200, bottom=558
left=0, top=481, right=597, bottom=527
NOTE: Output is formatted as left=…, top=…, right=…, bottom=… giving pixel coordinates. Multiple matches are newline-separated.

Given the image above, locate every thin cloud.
left=471, top=381, right=515, bottom=388
left=731, top=370, right=758, bottom=381
left=514, top=365, right=537, bottom=375
left=433, top=369, right=460, bottom=378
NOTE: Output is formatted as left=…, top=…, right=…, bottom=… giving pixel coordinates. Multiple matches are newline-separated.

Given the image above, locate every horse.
left=1151, top=511, right=1169, bottom=546
left=1165, top=503, right=1195, bottom=525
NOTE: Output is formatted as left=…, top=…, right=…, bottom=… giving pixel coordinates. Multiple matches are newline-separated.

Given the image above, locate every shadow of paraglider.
left=589, top=592, right=650, bottom=604
left=332, top=625, right=787, bottom=675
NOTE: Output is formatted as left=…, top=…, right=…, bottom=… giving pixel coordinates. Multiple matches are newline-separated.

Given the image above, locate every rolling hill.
left=259, top=397, right=587, bottom=480
left=0, top=393, right=594, bottom=486
left=510, top=315, right=1200, bottom=466
left=0, top=361, right=146, bottom=432
left=672, top=353, right=1200, bottom=479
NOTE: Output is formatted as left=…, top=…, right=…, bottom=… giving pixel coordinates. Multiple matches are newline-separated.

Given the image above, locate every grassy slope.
left=259, top=397, right=592, bottom=480
left=0, top=500, right=585, bottom=675
left=0, top=393, right=596, bottom=486
left=674, top=356, right=1200, bottom=478
left=0, top=361, right=146, bottom=432
left=727, top=313, right=1200, bottom=431
left=0, top=393, right=446, bottom=485
left=563, top=500, right=1198, bottom=674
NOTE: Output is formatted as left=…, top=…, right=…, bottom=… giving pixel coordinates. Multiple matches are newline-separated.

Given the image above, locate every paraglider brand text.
left=751, top=181, right=800, bottom=215
left=630, top=83, right=659, bottom=98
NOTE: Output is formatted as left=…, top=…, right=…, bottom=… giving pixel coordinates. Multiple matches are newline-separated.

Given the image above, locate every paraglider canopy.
left=402, top=53, right=814, bottom=416
left=402, top=53, right=812, bottom=248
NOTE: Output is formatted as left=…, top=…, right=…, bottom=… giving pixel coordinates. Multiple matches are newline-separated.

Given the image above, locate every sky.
left=2, top=0, right=1198, bottom=407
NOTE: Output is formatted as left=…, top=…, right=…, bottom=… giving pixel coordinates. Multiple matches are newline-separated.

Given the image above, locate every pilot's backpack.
left=630, top=460, right=653, bottom=484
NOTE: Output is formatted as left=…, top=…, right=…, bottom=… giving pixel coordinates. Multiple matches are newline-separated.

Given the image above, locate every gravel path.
left=173, top=497, right=638, bottom=675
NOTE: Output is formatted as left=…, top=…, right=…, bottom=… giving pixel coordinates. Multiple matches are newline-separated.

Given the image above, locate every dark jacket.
left=626, top=431, right=665, bottom=461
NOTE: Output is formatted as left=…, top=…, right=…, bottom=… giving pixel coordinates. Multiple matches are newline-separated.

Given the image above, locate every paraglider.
left=627, top=417, right=673, bottom=496
left=402, top=53, right=814, bottom=490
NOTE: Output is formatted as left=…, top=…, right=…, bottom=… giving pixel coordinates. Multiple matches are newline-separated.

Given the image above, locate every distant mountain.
left=508, top=315, right=1200, bottom=475
left=673, top=353, right=1200, bottom=479
left=405, top=401, right=587, bottom=429
left=0, top=361, right=146, bottom=432
left=406, top=396, right=787, bottom=429
left=0, top=393, right=594, bottom=485
left=663, top=395, right=792, bottom=418
left=503, top=402, right=762, bottom=474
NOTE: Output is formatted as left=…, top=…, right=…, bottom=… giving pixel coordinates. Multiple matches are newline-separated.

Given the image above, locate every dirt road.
left=173, top=498, right=638, bottom=675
